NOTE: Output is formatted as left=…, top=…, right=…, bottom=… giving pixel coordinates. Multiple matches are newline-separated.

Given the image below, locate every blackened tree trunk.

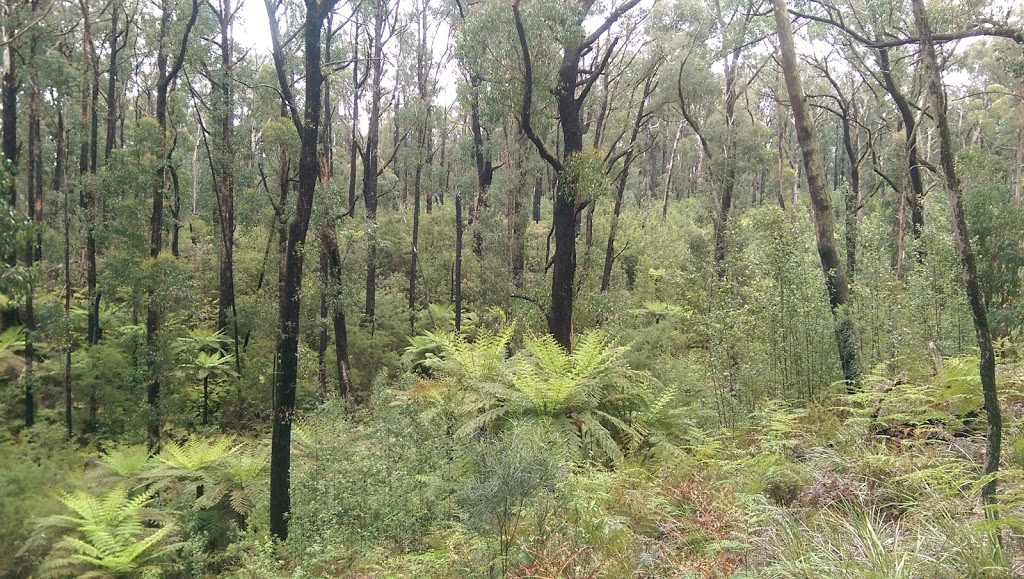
left=146, top=0, right=199, bottom=449
left=532, top=176, right=542, bottom=222
left=362, top=0, right=392, bottom=325
left=104, top=2, right=125, bottom=159
left=1, top=3, right=19, bottom=330
left=23, top=8, right=40, bottom=426
left=508, top=128, right=527, bottom=288
left=210, top=0, right=238, bottom=369
left=347, top=14, right=365, bottom=215
left=469, top=72, right=493, bottom=257
left=911, top=0, right=1001, bottom=512
left=409, top=0, right=433, bottom=322
left=877, top=48, right=926, bottom=243
left=321, top=225, right=354, bottom=399
left=513, top=0, right=641, bottom=350
left=712, top=45, right=742, bottom=277
left=773, top=0, right=857, bottom=387
left=454, top=192, right=463, bottom=332
left=78, top=0, right=102, bottom=371
left=265, top=0, right=338, bottom=541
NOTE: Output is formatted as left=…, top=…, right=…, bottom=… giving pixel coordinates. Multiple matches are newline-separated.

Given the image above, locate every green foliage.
left=457, top=422, right=567, bottom=575
left=436, top=328, right=658, bottom=462
left=0, top=429, right=81, bottom=575
left=38, top=486, right=181, bottom=578
left=285, top=397, right=452, bottom=571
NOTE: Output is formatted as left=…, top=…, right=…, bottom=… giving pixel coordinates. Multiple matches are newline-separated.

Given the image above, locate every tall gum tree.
left=146, top=0, right=199, bottom=450
left=911, top=0, right=1001, bottom=513
left=265, top=0, right=340, bottom=540
left=772, top=0, right=858, bottom=386
left=512, top=0, right=642, bottom=350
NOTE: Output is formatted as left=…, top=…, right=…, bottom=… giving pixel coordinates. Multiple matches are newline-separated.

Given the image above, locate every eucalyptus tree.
left=264, top=0, right=340, bottom=541
left=77, top=0, right=102, bottom=349
left=804, top=53, right=869, bottom=281
left=405, top=0, right=445, bottom=323
left=315, top=9, right=356, bottom=400
left=512, top=0, right=642, bottom=351
left=772, top=0, right=857, bottom=387
left=1, top=0, right=21, bottom=331
left=663, top=0, right=771, bottom=275
left=911, top=0, right=1002, bottom=513
left=190, top=0, right=243, bottom=369
left=360, top=0, right=400, bottom=326
left=601, top=66, right=658, bottom=291
left=791, top=0, right=1024, bottom=261
left=146, top=0, right=199, bottom=449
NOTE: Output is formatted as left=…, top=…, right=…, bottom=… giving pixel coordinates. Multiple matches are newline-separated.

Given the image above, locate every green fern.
left=0, top=325, right=24, bottom=354
left=39, top=486, right=180, bottom=578
left=98, top=444, right=152, bottom=479
left=450, top=329, right=656, bottom=462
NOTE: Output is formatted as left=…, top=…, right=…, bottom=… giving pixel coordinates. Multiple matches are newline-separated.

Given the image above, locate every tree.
left=602, top=69, right=657, bottom=292
left=910, top=0, right=1001, bottom=513
left=772, top=0, right=857, bottom=386
left=513, top=0, right=642, bottom=350
left=265, top=0, right=339, bottom=540
left=146, top=0, right=199, bottom=450
left=361, top=0, right=399, bottom=326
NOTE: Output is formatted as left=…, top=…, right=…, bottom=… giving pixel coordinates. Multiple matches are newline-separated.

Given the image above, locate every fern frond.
left=99, top=445, right=152, bottom=479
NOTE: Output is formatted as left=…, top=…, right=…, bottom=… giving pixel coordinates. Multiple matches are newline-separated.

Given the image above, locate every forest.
left=1, top=0, right=1024, bottom=575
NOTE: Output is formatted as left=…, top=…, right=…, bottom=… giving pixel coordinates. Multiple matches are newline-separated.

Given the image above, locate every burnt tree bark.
left=513, top=0, right=640, bottom=350
left=265, top=0, right=338, bottom=540
left=146, top=0, right=198, bottom=450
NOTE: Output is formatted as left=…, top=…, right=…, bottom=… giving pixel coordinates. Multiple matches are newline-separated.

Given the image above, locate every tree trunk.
left=321, top=225, right=354, bottom=400
left=911, top=0, right=1000, bottom=512
left=773, top=0, right=857, bottom=386
left=712, top=47, right=742, bottom=277
left=532, top=176, right=542, bottom=222
left=662, top=122, right=684, bottom=218
left=409, top=164, right=422, bottom=324
left=508, top=129, right=527, bottom=289
left=1, top=5, right=18, bottom=329
left=513, top=0, right=640, bottom=351
left=266, top=0, right=336, bottom=540
left=212, top=0, right=239, bottom=372
left=604, top=76, right=654, bottom=291
left=104, top=2, right=123, bottom=159
left=469, top=73, right=493, bottom=257
left=147, top=0, right=198, bottom=450
left=362, top=2, right=388, bottom=325
left=455, top=191, right=463, bottom=332
left=24, top=24, right=39, bottom=427
left=1015, top=78, right=1023, bottom=206
left=64, top=165, right=73, bottom=438
left=878, top=48, right=926, bottom=243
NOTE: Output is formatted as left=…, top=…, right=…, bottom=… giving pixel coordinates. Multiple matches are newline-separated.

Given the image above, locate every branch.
left=582, top=0, right=643, bottom=49
left=160, top=0, right=200, bottom=94
left=264, top=0, right=303, bottom=136
left=576, top=37, right=619, bottom=107
left=512, top=0, right=562, bottom=172
left=510, top=293, right=551, bottom=323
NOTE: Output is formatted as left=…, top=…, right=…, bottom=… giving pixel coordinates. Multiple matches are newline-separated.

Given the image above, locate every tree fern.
left=98, top=444, right=152, bottom=479
left=451, top=329, right=658, bottom=463
left=39, top=486, right=180, bottom=578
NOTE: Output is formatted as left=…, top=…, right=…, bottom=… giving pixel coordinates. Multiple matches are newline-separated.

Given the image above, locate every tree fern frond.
left=99, top=445, right=152, bottom=479
left=579, top=413, right=624, bottom=463
left=455, top=407, right=508, bottom=439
